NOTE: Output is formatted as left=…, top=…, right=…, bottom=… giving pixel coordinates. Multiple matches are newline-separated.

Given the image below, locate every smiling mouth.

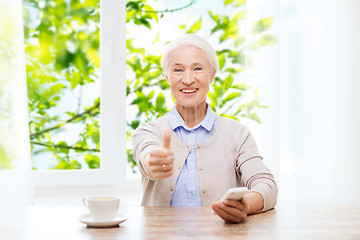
left=180, top=88, right=198, bottom=93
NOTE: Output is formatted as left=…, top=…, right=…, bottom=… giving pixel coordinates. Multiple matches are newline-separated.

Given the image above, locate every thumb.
left=163, top=128, right=171, bottom=149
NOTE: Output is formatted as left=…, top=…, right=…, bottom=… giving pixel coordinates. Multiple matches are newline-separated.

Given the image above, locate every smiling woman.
left=132, top=35, right=278, bottom=223
left=165, top=44, right=214, bottom=116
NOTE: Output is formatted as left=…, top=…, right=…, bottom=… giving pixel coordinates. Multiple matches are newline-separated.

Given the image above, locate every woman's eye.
left=194, top=67, right=202, bottom=71
left=174, top=69, right=183, bottom=72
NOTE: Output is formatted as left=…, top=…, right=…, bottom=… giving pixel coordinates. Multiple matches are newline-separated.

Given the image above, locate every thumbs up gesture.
left=162, top=128, right=171, bottom=149
left=144, top=129, right=175, bottom=179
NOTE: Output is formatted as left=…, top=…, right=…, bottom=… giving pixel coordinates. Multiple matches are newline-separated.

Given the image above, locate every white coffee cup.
left=82, top=196, right=120, bottom=221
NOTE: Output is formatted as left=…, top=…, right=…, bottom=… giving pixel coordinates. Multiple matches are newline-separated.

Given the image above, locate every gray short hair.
left=161, top=35, right=219, bottom=76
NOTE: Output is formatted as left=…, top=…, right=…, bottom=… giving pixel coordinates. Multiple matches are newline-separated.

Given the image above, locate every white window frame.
left=33, top=0, right=141, bottom=195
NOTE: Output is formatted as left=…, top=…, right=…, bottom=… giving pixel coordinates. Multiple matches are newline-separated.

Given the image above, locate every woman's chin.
left=175, top=100, right=206, bottom=110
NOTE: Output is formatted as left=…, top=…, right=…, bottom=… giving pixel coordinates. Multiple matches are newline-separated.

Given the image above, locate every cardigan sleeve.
left=235, top=127, right=278, bottom=212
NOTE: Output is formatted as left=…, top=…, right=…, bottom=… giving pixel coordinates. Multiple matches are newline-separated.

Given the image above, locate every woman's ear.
left=210, top=72, right=216, bottom=84
left=164, top=71, right=169, bottom=83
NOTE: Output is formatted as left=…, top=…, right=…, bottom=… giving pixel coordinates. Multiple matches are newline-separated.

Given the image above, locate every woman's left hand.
left=211, top=198, right=250, bottom=223
left=212, top=192, right=264, bottom=223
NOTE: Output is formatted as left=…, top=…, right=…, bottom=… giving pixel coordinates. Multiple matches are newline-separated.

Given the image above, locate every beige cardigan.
left=132, top=115, right=278, bottom=211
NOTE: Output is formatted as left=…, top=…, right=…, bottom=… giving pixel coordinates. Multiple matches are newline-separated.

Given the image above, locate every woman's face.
left=165, top=45, right=214, bottom=109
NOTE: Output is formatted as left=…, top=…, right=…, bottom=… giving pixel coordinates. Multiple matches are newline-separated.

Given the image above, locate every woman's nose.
left=182, top=71, right=194, bottom=85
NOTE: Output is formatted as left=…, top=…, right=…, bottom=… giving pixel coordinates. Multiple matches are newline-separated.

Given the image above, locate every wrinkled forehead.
left=171, top=43, right=206, bottom=54
left=167, top=45, right=209, bottom=63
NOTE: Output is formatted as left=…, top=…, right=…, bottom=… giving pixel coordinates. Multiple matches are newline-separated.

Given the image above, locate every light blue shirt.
left=167, top=104, right=217, bottom=206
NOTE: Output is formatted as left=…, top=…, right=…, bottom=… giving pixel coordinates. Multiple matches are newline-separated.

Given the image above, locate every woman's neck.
left=176, top=102, right=207, bottom=128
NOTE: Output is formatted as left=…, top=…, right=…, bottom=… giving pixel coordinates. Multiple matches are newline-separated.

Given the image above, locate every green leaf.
left=129, top=120, right=140, bottom=130
left=251, top=17, right=274, bottom=34
left=49, top=83, right=65, bottom=96
left=42, top=83, right=65, bottom=99
left=57, top=141, right=70, bottom=154
left=55, top=50, right=74, bottom=70
left=38, top=35, right=53, bottom=64
left=140, top=18, right=152, bottom=30
left=70, top=160, right=82, bottom=169
left=54, top=158, right=82, bottom=169
left=208, top=11, right=220, bottom=24
left=126, top=1, right=140, bottom=11
left=87, top=125, right=100, bottom=144
left=229, top=51, right=246, bottom=65
left=134, top=18, right=152, bottom=29
left=187, top=19, right=202, bottom=34
left=74, top=140, right=88, bottom=153
left=249, top=113, right=262, bottom=123
left=232, top=11, right=246, bottom=22
left=217, top=52, right=226, bottom=70
left=259, top=34, right=279, bottom=45
left=155, top=92, right=165, bottom=109
left=126, top=10, right=136, bottom=23
left=249, top=35, right=279, bottom=50
left=70, top=72, right=82, bottom=89
left=231, top=83, right=251, bottom=91
left=235, top=0, right=246, bottom=7
left=220, top=114, right=239, bottom=121
left=85, top=154, right=100, bottom=169
left=223, top=75, right=234, bottom=90
left=224, top=92, right=242, bottom=101
left=148, top=90, right=155, bottom=99
left=54, top=159, right=68, bottom=169
left=127, top=149, right=137, bottom=170
left=74, top=49, right=89, bottom=78
left=143, top=4, right=159, bottom=22
left=225, top=0, right=234, bottom=5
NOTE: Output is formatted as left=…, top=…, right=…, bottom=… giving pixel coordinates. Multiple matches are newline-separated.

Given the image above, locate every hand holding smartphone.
left=212, top=187, right=249, bottom=215
left=219, top=187, right=249, bottom=202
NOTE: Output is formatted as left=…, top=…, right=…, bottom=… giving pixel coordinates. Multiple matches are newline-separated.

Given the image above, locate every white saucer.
left=78, top=213, right=128, bottom=228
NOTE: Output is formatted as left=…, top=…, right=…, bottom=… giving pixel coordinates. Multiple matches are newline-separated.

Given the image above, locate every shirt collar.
left=166, top=104, right=216, bottom=132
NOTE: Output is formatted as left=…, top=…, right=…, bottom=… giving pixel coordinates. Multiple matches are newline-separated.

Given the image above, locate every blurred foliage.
left=22, top=0, right=277, bottom=170
left=23, top=0, right=100, bottom=169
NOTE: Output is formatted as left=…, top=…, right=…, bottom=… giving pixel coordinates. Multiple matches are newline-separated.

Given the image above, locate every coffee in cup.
left=82, top=196, right=120, bottom=221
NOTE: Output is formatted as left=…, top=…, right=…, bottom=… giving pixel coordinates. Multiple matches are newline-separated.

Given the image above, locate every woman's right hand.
left=144, top=129, right=175, bottom=179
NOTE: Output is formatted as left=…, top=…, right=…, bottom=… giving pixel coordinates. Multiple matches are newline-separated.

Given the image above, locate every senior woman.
left=132, top=35, right=277, bottom=223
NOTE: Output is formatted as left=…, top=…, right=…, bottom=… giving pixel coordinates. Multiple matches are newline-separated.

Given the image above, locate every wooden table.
left=1, top=204, right=360, bottom=239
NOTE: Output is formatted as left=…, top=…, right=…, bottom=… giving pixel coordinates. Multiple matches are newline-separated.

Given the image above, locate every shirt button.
left=190, top=170, right=194, bottom=174
left=190, top=192, right=194, bottom=196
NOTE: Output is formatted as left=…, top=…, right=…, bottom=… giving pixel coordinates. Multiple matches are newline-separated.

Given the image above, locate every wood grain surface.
left=1, top=204, right=360, bottom=239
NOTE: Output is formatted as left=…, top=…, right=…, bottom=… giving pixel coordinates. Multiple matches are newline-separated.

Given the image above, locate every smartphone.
left=219, top=187, right=249, bottom=202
